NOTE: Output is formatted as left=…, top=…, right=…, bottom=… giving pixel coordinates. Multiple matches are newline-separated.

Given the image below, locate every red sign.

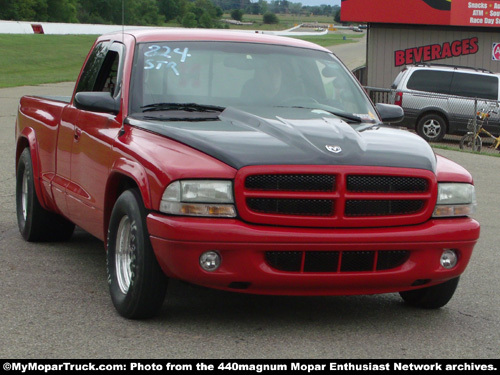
left=493, top=43, right=500, bottom=60
left=341, top=0, right=452, bottom=25
left=31, top=24, right=44, bottom=34
left=450, top=0, right=500, bottom=27
left=342, top=0, right=500, bottom=27
left=394, top=37, right=479, bottom=66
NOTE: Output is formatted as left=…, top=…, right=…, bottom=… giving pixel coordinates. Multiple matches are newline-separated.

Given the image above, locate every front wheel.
left=399, top=277, right=460, bottom=309
left=416, top=114, right=447, bottom=142
left=107, top=189, right=168, bottom=319
left=459, top=133, right=482, bottom=152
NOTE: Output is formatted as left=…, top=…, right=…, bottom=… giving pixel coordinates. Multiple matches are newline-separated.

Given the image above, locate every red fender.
left=17, top=128, right=50, bottom=210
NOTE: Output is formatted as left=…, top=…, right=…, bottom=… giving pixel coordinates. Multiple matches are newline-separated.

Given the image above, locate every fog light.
left=440, top=249, right=458, bottom=269
left=200, top=251, right=221, bottom=272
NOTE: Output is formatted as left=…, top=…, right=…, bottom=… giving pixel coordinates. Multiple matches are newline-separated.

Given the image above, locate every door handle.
left=74, top=127, right=82, bottom=141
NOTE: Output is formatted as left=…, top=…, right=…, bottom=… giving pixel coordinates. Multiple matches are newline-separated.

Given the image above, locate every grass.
left=289, top=33, right=364, bottom=48
left=0, top=34, right=97, bottom=88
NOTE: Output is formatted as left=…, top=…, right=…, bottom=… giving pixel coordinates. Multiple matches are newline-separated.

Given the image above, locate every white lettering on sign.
left=468, top=2, right=488, bottom=9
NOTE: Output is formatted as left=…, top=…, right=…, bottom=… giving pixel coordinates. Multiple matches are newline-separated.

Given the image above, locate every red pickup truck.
left=15, top=29, right=480, bottom=319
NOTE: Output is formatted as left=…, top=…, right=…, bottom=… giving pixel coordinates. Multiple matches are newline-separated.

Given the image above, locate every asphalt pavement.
left=0, top=80, right=499, bottom=359
left=328, top=32, right=367, bottom=70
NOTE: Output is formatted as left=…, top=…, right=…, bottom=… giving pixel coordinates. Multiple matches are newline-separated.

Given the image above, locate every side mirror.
left=74, top=92, right=120, bottom=114
left=376, top=103, right=404, bottom=123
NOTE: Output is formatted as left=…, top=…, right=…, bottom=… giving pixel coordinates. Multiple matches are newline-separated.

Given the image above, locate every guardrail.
left=364, top=86, right=392, bottom=104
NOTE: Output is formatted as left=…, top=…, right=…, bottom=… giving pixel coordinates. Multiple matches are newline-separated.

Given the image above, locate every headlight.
left=433, top=183, right=476, bottom=217
left=160, top=180, right=237, bottom=217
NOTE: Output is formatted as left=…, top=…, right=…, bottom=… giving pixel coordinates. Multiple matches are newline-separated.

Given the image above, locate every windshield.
left=130, top=41, right=377, bottom=122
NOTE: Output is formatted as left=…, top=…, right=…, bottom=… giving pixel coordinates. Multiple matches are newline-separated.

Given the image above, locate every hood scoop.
left=127, top=106, right=436, bottom=171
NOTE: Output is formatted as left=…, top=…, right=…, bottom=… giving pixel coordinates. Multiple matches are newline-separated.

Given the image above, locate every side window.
left=391, top=69, right=407, bottom=89
left=406, top=70, right=453, bottom=95
left=94, top=50, right=121, bottom=96
left=450, top=73, right=498, bottom=100
left=76, top=42, right=124, bottom=97
left=76, top=42, right=110, bottom=93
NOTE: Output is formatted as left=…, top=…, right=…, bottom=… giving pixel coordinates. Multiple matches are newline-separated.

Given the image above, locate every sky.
left=288, top=0, right=341, bottom=6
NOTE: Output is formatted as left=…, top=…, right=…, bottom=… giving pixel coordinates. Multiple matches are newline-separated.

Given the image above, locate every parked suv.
left=391, top=64, right=500, bottom=142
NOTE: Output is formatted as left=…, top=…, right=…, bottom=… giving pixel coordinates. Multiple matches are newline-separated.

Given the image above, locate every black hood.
left=127, top=106, right=436, bottom=172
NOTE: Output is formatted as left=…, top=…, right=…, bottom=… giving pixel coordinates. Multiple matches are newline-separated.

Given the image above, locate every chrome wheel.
left=417, top=114, right=446, bottom=142
left=107, top=188, right=168, bottom=318
left=115, top=215, right=134, bottom=294
left=422, top=119, right=442, bottom=140
left=21, top=167, right=29, bottom=221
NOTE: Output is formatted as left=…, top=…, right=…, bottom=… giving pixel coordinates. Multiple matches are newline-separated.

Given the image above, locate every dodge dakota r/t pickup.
left=15, top=29, right=480, bottom=319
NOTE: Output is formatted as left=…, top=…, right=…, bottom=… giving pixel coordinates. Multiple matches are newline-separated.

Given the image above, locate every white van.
left=391, top=64, right=500, bottom=142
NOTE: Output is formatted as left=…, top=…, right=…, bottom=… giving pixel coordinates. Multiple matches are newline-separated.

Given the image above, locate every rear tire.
left=459, top=133, right=482, bottom=152
left=399, top=277, right=460, bottom=309
left=16, top=148, right=75, bottom=242
left=107, top=188, right=168, bottom=319
left=417, top=114, right=447, bottom=142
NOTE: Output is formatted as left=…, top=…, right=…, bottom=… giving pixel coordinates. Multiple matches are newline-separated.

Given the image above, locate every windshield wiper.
left=141, top=102, right=225, bottom=113
left=276, top=105, right=364, bottom=123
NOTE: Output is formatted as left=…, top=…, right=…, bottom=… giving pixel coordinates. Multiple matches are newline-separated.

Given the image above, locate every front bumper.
left=147, top=213, right=480, bottom=295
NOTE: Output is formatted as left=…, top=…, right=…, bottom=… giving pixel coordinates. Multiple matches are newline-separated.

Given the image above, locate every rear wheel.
left=459, top=133, right=482, bottom=152
left=417, top=114, right=447, bottom=142
left=16, top=148, right=75, bottom=242
left=107, top=188, right=168, bottom=319
left=399, top=277, right=460, bottom=309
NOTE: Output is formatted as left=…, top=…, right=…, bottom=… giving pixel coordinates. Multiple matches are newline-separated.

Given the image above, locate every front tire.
left=417, top=114, right=447, bottom=142
left=16, top=148, right=75, bottom=242
left=399, top=277, right=460, bottom=309
left=459, top=133, right=482, bottom=152
left=107, top=189, right=168, bottom=319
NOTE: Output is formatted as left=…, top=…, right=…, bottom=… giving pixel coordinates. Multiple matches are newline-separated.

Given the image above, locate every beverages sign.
left=394, top=38, right=479, bottom=66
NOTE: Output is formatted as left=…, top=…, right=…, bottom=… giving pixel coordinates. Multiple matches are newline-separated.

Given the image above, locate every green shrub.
left=263, top=12, right=279, bottom=24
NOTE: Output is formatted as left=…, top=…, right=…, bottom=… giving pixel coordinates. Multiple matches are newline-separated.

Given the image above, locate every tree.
left=248, top=2, right=259, bottom=15
left=258, top=0, right=268, bottom=15
left=181, top=11, right=197, bottom=27
left=230, top=8, right=243, bottom=21
left=0, top=0, right=18, bottom=20
left=47, top=0, right=77, bottom=23
left=333, top=5, right=341, bottom=23
left=77, top=0, right=121, bottom=24
left=126, top=0, right=164, bottom=25
left=198, top=11, right=213, bottom=28
left=289, top=3, right=302, bottom=16
left=158, top=0, right=186, bottom=22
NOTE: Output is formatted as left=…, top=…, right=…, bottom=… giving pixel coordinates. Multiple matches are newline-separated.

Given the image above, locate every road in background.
left=328, top=31, right=367, bottom=70
left=1, top=82, right=498, bottom=359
